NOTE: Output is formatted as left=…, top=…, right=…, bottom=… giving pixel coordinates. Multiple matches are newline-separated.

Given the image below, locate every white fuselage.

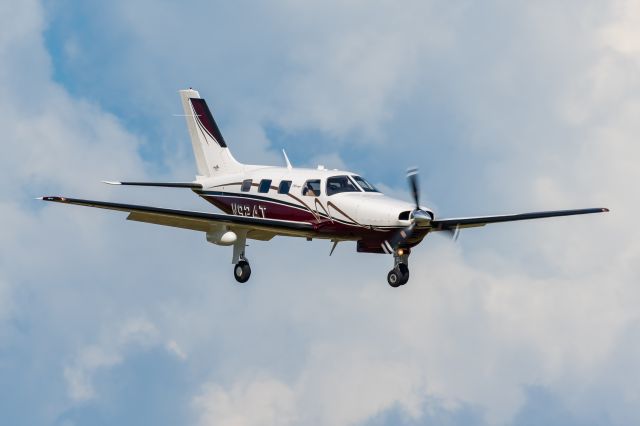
left=195, top=165, right=431, bottom=236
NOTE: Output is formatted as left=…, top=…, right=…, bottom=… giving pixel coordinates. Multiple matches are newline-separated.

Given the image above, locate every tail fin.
left=179, top=89, right=242, bottom=177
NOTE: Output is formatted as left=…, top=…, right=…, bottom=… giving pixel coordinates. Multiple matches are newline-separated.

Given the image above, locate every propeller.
left=389, top=168, right=459, bottom=250
left=389, top=168, right=432, bottom=249
left=443, top=225, right=461, bottom=241
left=407, top=167, right=420, bottom=211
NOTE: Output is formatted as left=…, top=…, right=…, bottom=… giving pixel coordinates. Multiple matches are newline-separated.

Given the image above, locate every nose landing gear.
left=387, top=248, right=410, bottom=287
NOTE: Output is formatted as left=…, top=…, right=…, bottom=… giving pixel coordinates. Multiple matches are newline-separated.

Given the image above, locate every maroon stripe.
left=200, top=193, right=429, bottom=245
left=190, top=98, right=227, bottom=148
left=202, top=195, right=318, bottom=222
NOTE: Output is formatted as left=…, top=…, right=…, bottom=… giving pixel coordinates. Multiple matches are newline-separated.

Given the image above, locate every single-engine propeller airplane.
left=41, top=89, right=609, bottom=287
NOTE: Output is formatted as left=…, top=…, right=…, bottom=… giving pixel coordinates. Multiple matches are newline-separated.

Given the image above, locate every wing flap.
left=41, top=196, right=315, bottom=237
left=126, top=211, right=212, bottom=232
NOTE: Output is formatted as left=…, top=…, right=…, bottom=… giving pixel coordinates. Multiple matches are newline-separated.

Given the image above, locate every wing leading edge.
left=430, top=207, right=609, bottom=231
left=39, top=196, right=315, bottom=238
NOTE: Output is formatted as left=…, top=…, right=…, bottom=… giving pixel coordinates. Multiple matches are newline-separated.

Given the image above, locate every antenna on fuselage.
left=282, top=149, right=293, bottom=171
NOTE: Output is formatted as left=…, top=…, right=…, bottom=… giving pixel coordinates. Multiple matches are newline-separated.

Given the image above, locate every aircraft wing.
left=430, top=207, right=609, bottom=231
left=102, top=181, right=202, bottom=189
left=39, top=196, right=315, bottom=238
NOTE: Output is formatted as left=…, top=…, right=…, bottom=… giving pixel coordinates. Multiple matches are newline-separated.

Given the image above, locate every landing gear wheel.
left=387, top=269, right=402, bottom=287
left=387, top=264, right=409, bottom=287
left=234, top=260, right=251, bottom=283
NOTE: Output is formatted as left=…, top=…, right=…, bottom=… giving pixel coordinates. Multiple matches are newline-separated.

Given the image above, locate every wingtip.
left=102, top=180, right=122, bottom=185
left=602, top=208, right=610, bottom=212
left=40, top=196, right=67, bottom=202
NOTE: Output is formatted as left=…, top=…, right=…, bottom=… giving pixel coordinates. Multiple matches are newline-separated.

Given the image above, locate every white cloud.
left=63, top=317, right=158, bottom=401
left=268, top=1, right=455, bottom=138
left=165, top=339, right=188, bottom=361
left=599, top=0, right=640, bottom=56
left=193, top=376, right=297, bottom=426
left=64, top=347, right=121, bottom=401
left=295, top=344, right=426, bottom=425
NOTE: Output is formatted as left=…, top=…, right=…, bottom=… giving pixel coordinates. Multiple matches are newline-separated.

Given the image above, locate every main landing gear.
left=387, top=248, right=410, bottom=287
left=232, top=231, right=252, bottom=284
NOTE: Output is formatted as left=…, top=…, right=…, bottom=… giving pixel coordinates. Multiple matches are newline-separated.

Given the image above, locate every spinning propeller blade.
left=389, top=222, right=417, bottom=248
left=442, top=225, right=461, bottom=241
left=407, top=167, right=420, bottom=211
left=390, top=168, right=436, bottom=249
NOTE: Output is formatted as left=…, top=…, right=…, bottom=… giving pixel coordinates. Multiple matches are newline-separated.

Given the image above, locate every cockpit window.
left=352, top=175, right=379, bottom=192
left=302, top=179, right=321, bottom=196
left=326, top=175, right=360, bottom=196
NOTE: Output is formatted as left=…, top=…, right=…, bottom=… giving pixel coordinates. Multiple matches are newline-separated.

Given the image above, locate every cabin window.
left=302, top=179, right=321, bottom=196
left=278, top=180, right=292, bottom=194
left=352, top=175, right=379, bottom=192
left=241, top=179, right=252, bottom=192
left=326, top=175, right=360, bottom=196
left=258, top=179, right=272, bottom=193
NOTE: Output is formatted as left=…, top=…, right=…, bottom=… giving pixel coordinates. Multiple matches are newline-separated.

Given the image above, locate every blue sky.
left=1, top=0, right=638, bottom=425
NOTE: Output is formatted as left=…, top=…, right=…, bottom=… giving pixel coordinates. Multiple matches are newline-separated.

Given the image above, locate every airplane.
left=40, top=88, right=609, bottom=287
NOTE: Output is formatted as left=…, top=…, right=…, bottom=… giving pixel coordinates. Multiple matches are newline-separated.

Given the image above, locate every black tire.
left=387, top=269, right=403, bottom=287
left=234, top=261, right=251, bottom=283
left=387, top=264, right=410, bottom=287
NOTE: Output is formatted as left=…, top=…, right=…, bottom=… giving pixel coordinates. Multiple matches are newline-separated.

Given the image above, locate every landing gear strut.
left=387, top=248, right=410, bottom=287
left=232, top=230, right=251, bottom=284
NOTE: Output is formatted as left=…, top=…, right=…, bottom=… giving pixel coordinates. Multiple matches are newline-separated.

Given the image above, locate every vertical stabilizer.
left=179, top=89, right=242, bottom=177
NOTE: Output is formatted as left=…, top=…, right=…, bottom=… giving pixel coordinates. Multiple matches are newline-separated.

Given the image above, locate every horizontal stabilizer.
left=102, top=181, right=202, bottom=189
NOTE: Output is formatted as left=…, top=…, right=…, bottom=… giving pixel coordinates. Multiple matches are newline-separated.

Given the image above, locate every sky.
left=1, top=0, right=638, bottom=425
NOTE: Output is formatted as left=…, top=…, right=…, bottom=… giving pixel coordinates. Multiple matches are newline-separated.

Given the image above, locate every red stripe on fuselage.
left=202, top=194, right=319, bottom=222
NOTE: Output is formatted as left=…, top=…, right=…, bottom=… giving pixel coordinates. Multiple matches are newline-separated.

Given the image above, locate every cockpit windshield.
left=326, top=175, right=360, bottom=196
left=352, top=175, right=379, bottom=192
